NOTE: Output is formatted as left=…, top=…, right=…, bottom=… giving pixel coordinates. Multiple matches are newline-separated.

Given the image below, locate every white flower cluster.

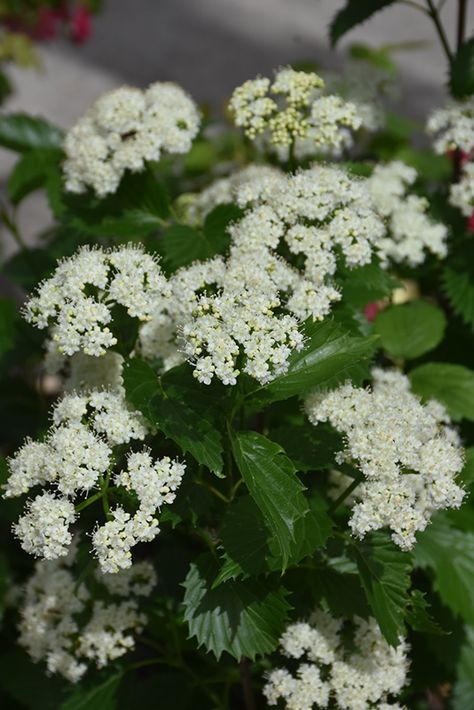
left=229, top=67, right=361, bottom=154
left=146, top=164, right=385, bottom=385
left=264, top=611, right=409, bottom=710
left=93, top=451, right=185, bottom=573
left=368, top=161, right=448, bottom=266
left=305, top=368, right=465, bottom=550
left=427, top=98, right=474, bottom=153
left=18, top=545, right=156, bottom=682
left=4, top=389, right=185, bottom=571
left=25, top=245, right=170, bottom=357
left=449, top=161, right=474, bottom=216
left=63, top=82, right=200, bottom=196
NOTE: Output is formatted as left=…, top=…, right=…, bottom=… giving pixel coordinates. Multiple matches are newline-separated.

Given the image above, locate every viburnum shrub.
left=1, top=1, right=474, bottom=708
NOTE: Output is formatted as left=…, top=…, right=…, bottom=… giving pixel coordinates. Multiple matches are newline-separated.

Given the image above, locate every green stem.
left=457, top=0, right=468, bottom=52
left=425, top=0, right=453, bottom=61
left=288, top=139, right=297, bottom=173
left=75, top=490, right=104, bottom=513
left=1, top=205, right=28, bottom=251
left=328, top=474, right=364, bottom=514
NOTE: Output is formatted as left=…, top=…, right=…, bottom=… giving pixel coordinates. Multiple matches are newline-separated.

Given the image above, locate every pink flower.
left=364, top=301, right=383, bottom=322
left=69, top=5, right=92, bottom=44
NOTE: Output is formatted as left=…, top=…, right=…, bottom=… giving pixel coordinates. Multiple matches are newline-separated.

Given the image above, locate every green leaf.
left=442, top=267, right=474, bottom=329
left=453, top=627, right=474, bottom=709
left=231, top=432, right=309, bottom=569
left=341, top=263, right=399, bottom=308
left=269, top=422, right=343, bottom=472
left=2, top=248, right=57, bottom=290
left=123, top=358, right=224, bottom=474
left=409, top=362, right=474, bottom=421
left=312, top=567, right=370, bottom=619
left=350, top=532, right=411, bottom=646
left=405, top=590, right=447, bottom=635
left=374, top=301, right=446, bottom=360
left=182, top=553, right=291, bottom=660
left=7, top=148, right=62, bottom=204
left=0, top=650, right=66, bottom=709
left=253, top=320, right=378, bottom=404
left=203, top=203, right=243, bottom=243
left=349, top=42, right=397, bottom=72
left=60, top=674, right=122, bottom=710
left=0, top=298, right=17, bottom=360
left=216, top=494, right=333, bottom=584
left=450, top=36, right=474, bottom=98
left=395, top=147, right=452, bottom=181
left=415, top=517, right=474, bottom=624
left=461, top=447, right=474, bottom=485
left=0, top=113, right=63, bottom=152
left=329, top=0, right=398, bottom=46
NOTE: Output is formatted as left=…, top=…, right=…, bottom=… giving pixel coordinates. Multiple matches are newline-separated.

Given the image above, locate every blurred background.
left=1, top=0, right=472, bottom=256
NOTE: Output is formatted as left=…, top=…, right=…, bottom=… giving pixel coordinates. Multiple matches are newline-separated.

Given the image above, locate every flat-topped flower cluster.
left=305, top=368, right=465, bottom=550
left=264, top=611, right=409, bottom=710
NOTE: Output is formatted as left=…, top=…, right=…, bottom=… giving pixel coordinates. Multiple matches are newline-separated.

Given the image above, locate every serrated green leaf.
left=329, top=0, right=397, bottom=46
left=312, top=567, right=371, bottom=619
left=203, top=203, right=243, bottom=242
left=231, top=432, right=309, bottom=569
left=350, top=532, right=412, bottom=646
left=414, top=517, right=474, bottom=623
left=0, top=113, right=63, bottom=152
left=216, top=494, right=333, bottom=584
left=405, top=590, right=446, bottom=635
left=453, top=627, right=474, bottom=709
left=60, top=673, right=122, bottom=710
left=182, top=553, right=291, bottom=660
left=450, top=36, right=474, bottom=98
left=250, top=320, right=378, bottom=405
left=374, top=301, right=446, bottom=360
left=341, top=263, right=399, bottom=308
left=7, top=148, right=62, bottom=204
left=442, top=267, right=474, bottom=329
left=409, top=362, right=474, bottom=421
left=0, top=298, right=17, bottom=360
left=123, top=358, right=224, bottom=474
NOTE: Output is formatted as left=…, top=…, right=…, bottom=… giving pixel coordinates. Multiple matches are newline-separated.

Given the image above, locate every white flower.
left=25, top=245, right=170, bottom=359
left=264, top=613, right=409, bottom=710
left=63, top=81, right=200, bottom=196
left=449, top=160, right=474, bottom=216
left=305, top=368, right=465, bottom=550
left=17, top=546, right=156, bottom=681
left=368, top=161, right=448, bottom=266
left=427, top=98, right=474, bottom=153
left=14, top=492, right=76, bottom=559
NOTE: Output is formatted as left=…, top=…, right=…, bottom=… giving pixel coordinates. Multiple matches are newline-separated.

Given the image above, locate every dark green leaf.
left=453, top=627, right=474, bottom=709
left=461, top=447, right=474, bottom=485
left=442, top=267, right=474, bottom=330
left=0, top=113, right=63, bottom=152
left=450, top=36, right=474, bottom=98
left=216, top=494, right=333, bottom=584
left=341, top=263, right=399, bottom=308
left=7, top=148, right=62, bottom=204
left=350, top=532, right=411, bottom=646
left=415, top=516, right=474, bottom=623
left=0, top=650, right=66, bottom=709
left=1, top=248, right=57, bottom=290
left=231, top=432, right=309, bottom=568
left=405, top=590, right=447, bottom=635
left=253, top=320, right=378, bottom=404
left=123, top=358, right=224, bottom=474
left=374, top=301, right=446, bottom=360
left=0, top=298, right=17, bottom=360
left=312, top=567, right=370, bottom=619
left=203, top=203, right=243, bottom=242
left=409, top=362, right=474, bottom=421
left=269, top=422, right=343, bottom=472
left=329, top=0, right=398, bottom=46
left=61, top=674, right=122, bottom=710
left=182, top=553, right=291, bottom=660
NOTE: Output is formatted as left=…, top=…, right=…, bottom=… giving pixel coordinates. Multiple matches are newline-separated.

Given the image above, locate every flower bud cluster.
left=63, top=81, right=200, bottom=196
left=229, top=67, right=361, bottom=152
left=264, top=611, right=409, bottom=710
left=18, top=543, right=156, bottom=682
left=368, top=161, right=448, bottom=266
left=305, top=369, right=465, bottom=550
